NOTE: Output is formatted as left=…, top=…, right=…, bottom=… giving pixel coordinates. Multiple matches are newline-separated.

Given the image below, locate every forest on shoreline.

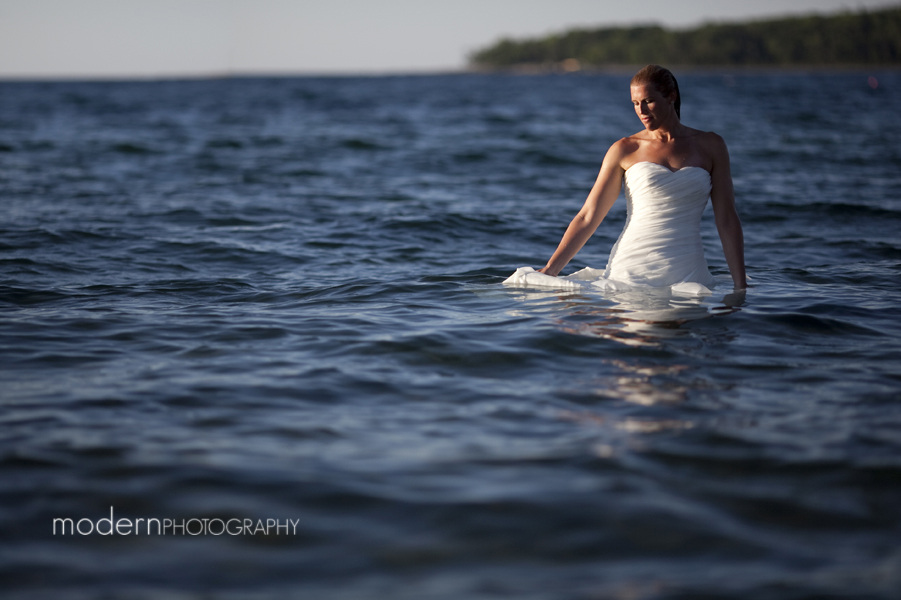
left=470, top=6, right=901, bottom=70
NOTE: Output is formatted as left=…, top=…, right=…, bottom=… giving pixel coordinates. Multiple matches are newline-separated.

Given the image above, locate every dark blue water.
left=2, top=72, right=900, bottom=598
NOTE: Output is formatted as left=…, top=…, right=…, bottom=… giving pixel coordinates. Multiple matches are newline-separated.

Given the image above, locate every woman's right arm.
left=538, top=143, right=626, bottom=276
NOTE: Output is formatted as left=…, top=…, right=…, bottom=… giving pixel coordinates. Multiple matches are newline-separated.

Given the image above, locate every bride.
left=506, top=65, right=747, bottom=293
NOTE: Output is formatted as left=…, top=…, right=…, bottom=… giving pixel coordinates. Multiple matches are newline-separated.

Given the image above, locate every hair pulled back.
left=631, top=65, right=681, bottom=119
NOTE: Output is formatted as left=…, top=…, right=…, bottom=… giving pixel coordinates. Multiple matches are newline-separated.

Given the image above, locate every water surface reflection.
left=505, top=284, right=745, bottom=348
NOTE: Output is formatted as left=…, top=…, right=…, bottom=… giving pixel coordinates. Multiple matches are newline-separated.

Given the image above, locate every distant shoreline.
left=466, top=63, right=901, bottom=75
left=470, top=6, right=901, bottom=69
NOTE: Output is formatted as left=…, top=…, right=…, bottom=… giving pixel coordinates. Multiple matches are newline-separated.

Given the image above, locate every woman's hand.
left=722, top=288, right=746, bottom=308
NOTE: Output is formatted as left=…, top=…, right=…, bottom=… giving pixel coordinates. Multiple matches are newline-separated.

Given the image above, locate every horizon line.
left=1, top=64, right=898, bottom=83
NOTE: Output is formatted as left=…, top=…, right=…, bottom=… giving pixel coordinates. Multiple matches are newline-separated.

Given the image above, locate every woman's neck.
left=645, top=118, right=686, bottom=141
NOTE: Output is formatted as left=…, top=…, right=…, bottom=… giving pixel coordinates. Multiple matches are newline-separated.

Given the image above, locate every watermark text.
left=53, top=507, right=300, bottom=536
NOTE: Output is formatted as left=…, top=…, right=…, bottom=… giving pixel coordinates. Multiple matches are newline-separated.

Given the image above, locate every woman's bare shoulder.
left=604, top=136, right=640, bottom=169
left=692, top=129, right=728, bottom=151
left=608, top=135, right=643, bottom=160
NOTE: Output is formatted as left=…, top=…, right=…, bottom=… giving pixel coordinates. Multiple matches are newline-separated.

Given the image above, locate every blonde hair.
left=631, top=65, right=681, bottom=119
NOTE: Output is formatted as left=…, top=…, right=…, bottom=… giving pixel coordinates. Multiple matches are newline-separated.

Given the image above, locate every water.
left=1, top=72, right=900, bottom=598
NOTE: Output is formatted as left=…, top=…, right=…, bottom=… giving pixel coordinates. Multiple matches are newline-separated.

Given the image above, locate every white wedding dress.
left=504, top=161, right=718, bottom=296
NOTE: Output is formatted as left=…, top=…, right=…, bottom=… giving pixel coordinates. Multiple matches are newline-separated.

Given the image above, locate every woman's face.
left=630, top=83, right=674, bottom=130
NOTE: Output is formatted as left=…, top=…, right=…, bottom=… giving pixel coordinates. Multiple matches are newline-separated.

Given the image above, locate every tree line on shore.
left=470, top=6, right=901, bottom=69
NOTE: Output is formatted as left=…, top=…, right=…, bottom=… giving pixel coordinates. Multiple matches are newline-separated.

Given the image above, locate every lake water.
left=2, top=72, right=900, bottom=598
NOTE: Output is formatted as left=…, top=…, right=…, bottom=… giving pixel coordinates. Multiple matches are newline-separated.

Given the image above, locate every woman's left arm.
left=708, top=134, right=747, bottom=289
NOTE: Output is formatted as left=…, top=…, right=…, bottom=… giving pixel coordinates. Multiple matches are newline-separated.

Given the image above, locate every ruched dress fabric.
left=505, top=162, right=717, bottom=295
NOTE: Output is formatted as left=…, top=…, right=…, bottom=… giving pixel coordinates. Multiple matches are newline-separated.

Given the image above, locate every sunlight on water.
left=1, top=72, right=900, bottom=598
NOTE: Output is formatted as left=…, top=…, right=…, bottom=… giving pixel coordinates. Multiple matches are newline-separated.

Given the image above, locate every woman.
left=506, top=65, right=746, bottom=293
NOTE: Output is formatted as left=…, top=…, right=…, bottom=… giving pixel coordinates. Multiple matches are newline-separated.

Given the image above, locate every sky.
left=0, top=0, right=896, bottom=78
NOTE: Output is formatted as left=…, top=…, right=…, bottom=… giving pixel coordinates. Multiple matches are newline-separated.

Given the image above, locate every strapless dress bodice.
left=600, top=161, right=715, bottom=289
